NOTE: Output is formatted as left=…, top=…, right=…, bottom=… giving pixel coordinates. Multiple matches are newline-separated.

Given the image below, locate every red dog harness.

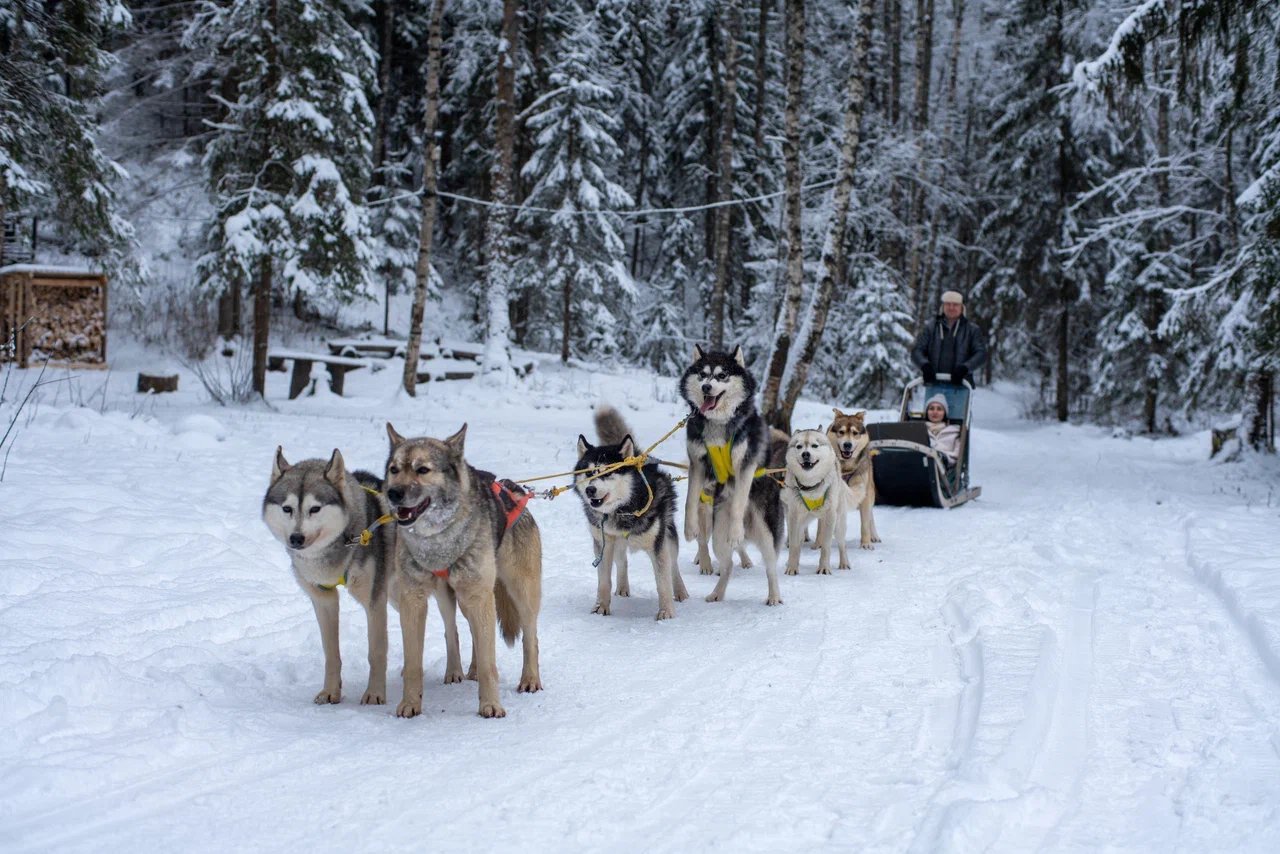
left=431, top=479, right=532, bottom=579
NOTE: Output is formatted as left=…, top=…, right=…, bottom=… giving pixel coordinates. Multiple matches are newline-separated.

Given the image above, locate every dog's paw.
left=784, top=565, right=799, bottom=576
left=809, top=542, right=821, bottom=551
left=360, top=687, right=386, bottom=705
left=592, top=601, right=612, bottom=616
left=655, top=607, right=674, bottom=621
left=860, top=541, right=875, bottom=551
left=518, top=675, right=542, bottom=693
left=705, top=590, right=724, bottom=603
left=396, top=696, right=422, bottom=718
left=478, top=702, right=507, bottom=719
left=314, top=686, right=341, bottom=705
left=683, top=521, right=698, bottom=542
left=816, top=564, right=831, bottom=575
left=615, top=584, right=630, bottom=597
left=674, top=589, right=689, bottom=602
left=738, top=553, right=753, bottom=569
left=765, top=594, right=783, bottom=606
left=443, top=670, right=464, bottom=684
left=872, top=534, right=883, bottom=543
left=466, top=665, right=478, bottom=681
left=838, top=559, right=852, bottom=570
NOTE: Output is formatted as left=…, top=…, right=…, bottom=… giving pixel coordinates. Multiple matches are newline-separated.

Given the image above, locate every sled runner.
left=867, top=374, right=982, bottom=509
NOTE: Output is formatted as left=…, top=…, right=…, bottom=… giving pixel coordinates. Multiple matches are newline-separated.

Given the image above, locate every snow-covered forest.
left=2, top=0, right=1278, bottom=439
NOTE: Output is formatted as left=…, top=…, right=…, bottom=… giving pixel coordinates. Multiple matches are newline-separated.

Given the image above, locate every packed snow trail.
left=2, top=357, right=1279, bottom=852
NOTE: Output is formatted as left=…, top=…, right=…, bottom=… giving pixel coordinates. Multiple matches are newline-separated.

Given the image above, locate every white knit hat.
left=925, top=393, right=949, bottom=417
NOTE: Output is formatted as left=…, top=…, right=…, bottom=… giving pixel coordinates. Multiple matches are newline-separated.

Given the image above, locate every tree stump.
left=137, top=373, right=179, bottom=394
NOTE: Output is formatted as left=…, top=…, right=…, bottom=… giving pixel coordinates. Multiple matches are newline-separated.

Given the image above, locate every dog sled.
left=866, top=374, right=981, bottom=509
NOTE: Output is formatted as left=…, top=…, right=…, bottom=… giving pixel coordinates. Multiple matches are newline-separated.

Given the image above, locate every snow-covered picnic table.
left=267, top=349, right=369, bottom=399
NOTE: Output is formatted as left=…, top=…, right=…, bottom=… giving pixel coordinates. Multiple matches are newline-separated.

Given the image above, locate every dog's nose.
left=801, top=451, right=811, bottom=461
left=386, top=486, right=404, bottom=504
left=842, top=442, right=852, bottom=451
left=585, top=484, right=597, bottom=497
left=289, top=532, right=305, bottom=548
left=701, top=383, right=712, bottom=395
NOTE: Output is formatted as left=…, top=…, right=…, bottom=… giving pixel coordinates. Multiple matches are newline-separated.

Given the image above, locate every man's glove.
left=922, top=363, right=937, bottom=384
left=951, top=365, right=970, bottom=386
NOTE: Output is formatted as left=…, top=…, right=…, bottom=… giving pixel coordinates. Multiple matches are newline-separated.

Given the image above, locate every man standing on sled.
left=911, top=290, right=988, bottom=387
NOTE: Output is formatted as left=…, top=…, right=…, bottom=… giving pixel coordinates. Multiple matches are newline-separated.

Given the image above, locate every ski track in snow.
left=3, top=358, right=1280, bottom=852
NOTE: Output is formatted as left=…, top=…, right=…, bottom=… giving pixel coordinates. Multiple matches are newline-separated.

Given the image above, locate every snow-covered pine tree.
left=636, top=214, right=703, bottom=375
left=816, top=263, right=914, bottom=407
left=517, top=0, right=633, bottom=364
left=976, top=0, right=1110, bottom=421
left=187, top=0, right=377, bottom=394
left=0, top=0, right=132, bottom=265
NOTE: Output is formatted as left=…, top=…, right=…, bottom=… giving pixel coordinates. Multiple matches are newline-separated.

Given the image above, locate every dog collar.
left=318, top=572, right=346, bottom=591
left=791, top=477, right=826, bottom=511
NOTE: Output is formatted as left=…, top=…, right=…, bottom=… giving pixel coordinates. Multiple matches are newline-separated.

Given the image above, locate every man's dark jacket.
left=911, top=315, right=988, bottom=381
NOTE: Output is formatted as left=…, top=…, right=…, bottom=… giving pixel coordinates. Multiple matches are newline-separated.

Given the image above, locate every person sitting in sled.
left=924, top=394, right=961, bottom=466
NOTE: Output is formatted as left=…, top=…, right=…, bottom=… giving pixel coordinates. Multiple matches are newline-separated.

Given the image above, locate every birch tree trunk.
left=907, top=0, right=935, bottom=331
left=402, top=0, right=446, bottom=396
left=761, top=0, right=806, bottom=430
left=776, top=0, right=874, bottom=429
left=709, top=0, right=742, bottom=349
left=482, top=0, right=520, bottom=374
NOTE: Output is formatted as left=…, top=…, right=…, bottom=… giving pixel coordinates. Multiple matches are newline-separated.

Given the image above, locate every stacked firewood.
left=27, top=285, right=106, bottom=363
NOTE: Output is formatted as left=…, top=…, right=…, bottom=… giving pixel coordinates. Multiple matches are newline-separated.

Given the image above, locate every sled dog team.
left=262, top=345, right=879, bottom=717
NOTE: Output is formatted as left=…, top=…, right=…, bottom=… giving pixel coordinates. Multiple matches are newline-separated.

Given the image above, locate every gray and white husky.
left=575, top=405, right=690, bottom=620
left=680, top=345, right=786, bottom=606
left=782, top=429, right=850, bottom=575
left=262, top=448, right=396, bottom=705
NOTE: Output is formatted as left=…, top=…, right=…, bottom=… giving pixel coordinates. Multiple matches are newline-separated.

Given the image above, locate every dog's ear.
left=386, top=422, right=406, bottom=449
left=577, top=434, right=592, bottom=457
left=272, top=446, right=290, bottom=482
left=691, top=343, right=704, bottom=363
left=854, top=410, right=866, bottom=423
left=444, top=423, right=467, bottom=458
left=619, top=434, right=636, bottom=460
left=731, top=345, right=746, bottom=367
left=324, top=449, right=346, bottom=487
left=816, top=424, right=825, bottom=435
left=832, top=407, right=846, bottom=419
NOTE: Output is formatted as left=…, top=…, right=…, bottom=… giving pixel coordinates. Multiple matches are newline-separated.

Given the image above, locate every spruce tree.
left=517, top=0, right=633, bottom=363
left=0, top=0, right=132, bottom=264
left=187, top=0, right=376, bottom=393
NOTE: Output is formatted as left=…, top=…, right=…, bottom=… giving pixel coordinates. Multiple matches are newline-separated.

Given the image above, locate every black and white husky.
left=680, top=345, right=786, bottom=606
left=575, top=406, right=689, bottom=620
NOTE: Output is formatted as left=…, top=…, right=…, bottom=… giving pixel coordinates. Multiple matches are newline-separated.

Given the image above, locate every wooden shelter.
left=0, top=265, right=109, bottom=369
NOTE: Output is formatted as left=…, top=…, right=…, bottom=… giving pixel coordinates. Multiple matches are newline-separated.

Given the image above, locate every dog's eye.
left=282, top=505, right=293, bottom=515
left=309, top=505, right=321, bottom=516
left=416, top=466, right=431, bottom=475
left=388, top=465, right=399, bottom=475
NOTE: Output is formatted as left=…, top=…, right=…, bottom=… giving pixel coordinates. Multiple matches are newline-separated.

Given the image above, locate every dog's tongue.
left=699, top=395, right=719, bottom=414
left=396, top=496, right=431, bottom=521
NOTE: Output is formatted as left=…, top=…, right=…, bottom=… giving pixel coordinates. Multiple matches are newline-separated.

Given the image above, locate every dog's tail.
left=594, top=404, right=635, bottom=446
left=494, top=579, right=521, bottom=647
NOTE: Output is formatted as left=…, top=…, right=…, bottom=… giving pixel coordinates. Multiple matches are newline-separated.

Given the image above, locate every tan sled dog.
left=827, top=409, right=881, bottom=549
left=385, top=423, right=543, bottom=718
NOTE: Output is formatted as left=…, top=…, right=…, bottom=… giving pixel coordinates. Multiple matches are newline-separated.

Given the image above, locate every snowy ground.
left=3, top=345, right=1280, bottom=852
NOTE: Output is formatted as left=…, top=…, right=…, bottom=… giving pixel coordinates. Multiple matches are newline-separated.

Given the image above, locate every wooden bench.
left=267, top=349, right=368, bottom=399
left=326, top=337, right=405, bottom=359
